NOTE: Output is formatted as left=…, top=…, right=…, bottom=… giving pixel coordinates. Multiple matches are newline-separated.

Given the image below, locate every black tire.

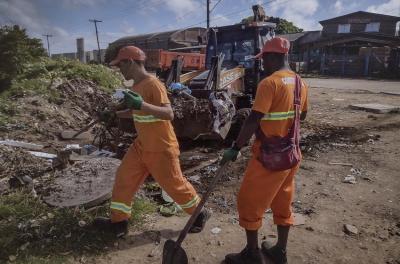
left=224, top=108, right=251, bottom=146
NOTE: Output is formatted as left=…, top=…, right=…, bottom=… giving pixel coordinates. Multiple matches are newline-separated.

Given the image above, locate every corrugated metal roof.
left=277, top=32, right=307, bottom=42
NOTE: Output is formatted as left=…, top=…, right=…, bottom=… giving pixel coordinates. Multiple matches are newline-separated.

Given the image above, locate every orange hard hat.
left=255, top=37, right=290, bottom=58
left=109, top=46, right=146, bottom=66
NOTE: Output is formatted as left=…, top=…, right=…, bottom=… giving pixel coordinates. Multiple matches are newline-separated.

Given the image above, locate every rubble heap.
left=0, top=145, right=51, bottom=180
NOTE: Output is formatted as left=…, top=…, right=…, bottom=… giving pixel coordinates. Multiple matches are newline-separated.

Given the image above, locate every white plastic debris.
left=211, top=227, right=221, bottom=234
left=343, top=175, right=356, bottom=184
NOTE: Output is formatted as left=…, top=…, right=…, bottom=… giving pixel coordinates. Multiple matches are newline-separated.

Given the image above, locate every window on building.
left=365, top=22, right=380, bottom=32
left=396, top=21, right=400, bottom=36
left=338, top=24, right=351, bottom=33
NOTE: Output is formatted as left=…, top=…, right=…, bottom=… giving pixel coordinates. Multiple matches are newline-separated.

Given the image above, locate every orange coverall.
left=238, top=70, right=308, bottom=230
left=110, top=76, right=199, bottom=222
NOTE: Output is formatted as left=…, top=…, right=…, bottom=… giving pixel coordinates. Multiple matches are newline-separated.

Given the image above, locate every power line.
left=151, top=0, right=290, bottom=33
left=210, top=0, right=223, bottom=12
left=42, top=34, right=53, bottom=56
left=89, top=19, right=103, bottom=63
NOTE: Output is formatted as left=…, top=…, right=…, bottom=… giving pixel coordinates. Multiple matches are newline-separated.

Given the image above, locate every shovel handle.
left=71, top=119, right=99, bottom=139
left=176, top=163, right=229, bottom=245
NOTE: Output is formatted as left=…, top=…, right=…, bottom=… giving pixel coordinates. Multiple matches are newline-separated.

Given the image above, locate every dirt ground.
left=64, top=77, right=398, bottom=264
left=2, top=77, right=399, bottom=263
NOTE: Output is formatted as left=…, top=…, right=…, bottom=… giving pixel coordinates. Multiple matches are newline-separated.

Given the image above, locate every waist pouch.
left=255, top=74, right=302, bottom=171
left=256, top=130, right=300, bottom=171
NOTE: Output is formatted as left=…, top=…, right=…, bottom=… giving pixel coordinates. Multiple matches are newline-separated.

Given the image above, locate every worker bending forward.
left=94, top=46, right=209, bottom=237
left=221, top=37, right=309, bottom=264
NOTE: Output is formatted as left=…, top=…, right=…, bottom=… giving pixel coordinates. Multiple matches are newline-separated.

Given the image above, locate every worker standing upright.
left=221, top=37, right=309, bottom=264
left=93, top=46, right=209, bottom=237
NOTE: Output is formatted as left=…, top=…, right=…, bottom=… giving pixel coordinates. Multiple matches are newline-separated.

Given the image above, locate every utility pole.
left=207, top=0, right=210, bottom=29
left=42, top=34, right=53, bottom=57
left=89, top=19, right=103, bottom=63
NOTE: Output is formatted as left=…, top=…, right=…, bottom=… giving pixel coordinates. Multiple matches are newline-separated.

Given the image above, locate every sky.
left=0, top=0, right=399, bottom=54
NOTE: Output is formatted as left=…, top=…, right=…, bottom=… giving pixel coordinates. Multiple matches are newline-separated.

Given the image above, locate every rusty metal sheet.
left=43, top=157, right=120, bottom=208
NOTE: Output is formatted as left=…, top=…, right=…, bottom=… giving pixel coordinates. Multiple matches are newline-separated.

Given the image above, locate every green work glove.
left=98, top=110, right=116, bottom=123
left=122, top=90, right=143, bottom=110
left=220, top=148, right=240, bottom=165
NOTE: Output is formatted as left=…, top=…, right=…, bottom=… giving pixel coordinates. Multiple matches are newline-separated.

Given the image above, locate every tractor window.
left=233, top=40, right=254, bottom=68
left=218, top=39, right=255, bottom=69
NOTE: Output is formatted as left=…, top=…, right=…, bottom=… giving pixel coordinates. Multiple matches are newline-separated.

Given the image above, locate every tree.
left=240, top=16, right=303, bottom=34
left=0, top=25, right=46, bottom=90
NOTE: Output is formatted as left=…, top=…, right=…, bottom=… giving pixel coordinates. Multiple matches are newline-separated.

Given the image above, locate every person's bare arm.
left=140, top=102, right=174, bottom=120
left=116, top=109, right=133, bottom=119
left=234, top=110, right=264, bottom=148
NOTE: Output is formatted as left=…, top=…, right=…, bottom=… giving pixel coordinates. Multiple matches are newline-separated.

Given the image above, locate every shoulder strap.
left=288, top=74, right=301, bottom=141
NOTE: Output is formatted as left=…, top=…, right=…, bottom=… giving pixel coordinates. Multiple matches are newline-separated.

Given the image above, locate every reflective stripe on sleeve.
left=261, top=111, right=295, bottom=121
left=133, top=114, right=163, bottom=123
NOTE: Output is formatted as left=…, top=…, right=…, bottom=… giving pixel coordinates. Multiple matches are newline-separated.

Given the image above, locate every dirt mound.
left=0, top=145, right=52, bottom=180
left=0, top=79, right=113, bottom=143
left=56, top=79, right=111, bottom=117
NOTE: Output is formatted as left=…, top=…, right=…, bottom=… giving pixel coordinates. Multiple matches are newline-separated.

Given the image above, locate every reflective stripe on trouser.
left=110, top=141, right=199, bottom=223
left=261, top=111, right=295, bottom=121
left=237, top=156, right=299, bottom=230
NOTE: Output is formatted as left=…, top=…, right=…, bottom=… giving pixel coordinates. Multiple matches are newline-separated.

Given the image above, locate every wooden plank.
left=179, top=70, right=204, bottom=84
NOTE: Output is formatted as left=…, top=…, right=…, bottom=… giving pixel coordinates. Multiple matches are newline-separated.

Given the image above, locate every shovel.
left=61, top=119, right=100, bottom=139
left=162, top=163, right=228, bottom=264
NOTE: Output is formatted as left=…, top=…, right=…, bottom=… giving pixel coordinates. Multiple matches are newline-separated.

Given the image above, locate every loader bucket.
left=170, top=90, right=235, bottom=140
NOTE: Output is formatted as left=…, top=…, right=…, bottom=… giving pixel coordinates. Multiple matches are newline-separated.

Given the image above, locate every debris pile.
left=55, top=79, right=111, bottom=117
left=0, top=79, right=113, bottom=142
left=0, top=145, right=52, bottom=180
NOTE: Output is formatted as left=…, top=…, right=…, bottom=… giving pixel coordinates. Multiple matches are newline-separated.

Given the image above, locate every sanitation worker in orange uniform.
left=93, top=46, right=209, bottom=237
left=221, top=37, right=309, bottom=264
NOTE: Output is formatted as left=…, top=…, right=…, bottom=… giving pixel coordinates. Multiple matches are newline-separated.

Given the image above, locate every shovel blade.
left=162, top=239, right=188, bottom=264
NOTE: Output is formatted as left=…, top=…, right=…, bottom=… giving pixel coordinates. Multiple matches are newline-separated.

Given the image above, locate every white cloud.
left=334, top=0, right=344, bottom=14
left=164, top=0, right=202, bottom=17
left=366, top=0, right=400, bottom=16
left=61, top=0, right=106, bottom=8
left=0, top=0, right=100, bottom=53
left=212, top=14, right=233, bottom=27
left=269, top=0, right=320, bottom=30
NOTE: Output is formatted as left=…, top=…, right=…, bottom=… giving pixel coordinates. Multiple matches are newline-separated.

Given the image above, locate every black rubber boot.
left=93, top=217, right=128, bottom=238
left=225, top=246, right=265, bottom=264
left=261, top=241, right=288, bottom=264
left=188, top=208, right=211, bottom=233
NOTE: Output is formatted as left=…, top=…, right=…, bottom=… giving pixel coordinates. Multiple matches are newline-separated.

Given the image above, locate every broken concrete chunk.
left=349, top=103, right=400, bottom=114
left=64, top=144, right=81, bottom=150
left=0, top=140, right=44, bottom=151
left=344, top=224, right=358, bottom=235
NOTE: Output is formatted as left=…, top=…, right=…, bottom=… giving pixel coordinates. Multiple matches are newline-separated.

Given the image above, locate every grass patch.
left=0, top=191, right=156, bottom=263
left=0, top=57, right=122, bottom=102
